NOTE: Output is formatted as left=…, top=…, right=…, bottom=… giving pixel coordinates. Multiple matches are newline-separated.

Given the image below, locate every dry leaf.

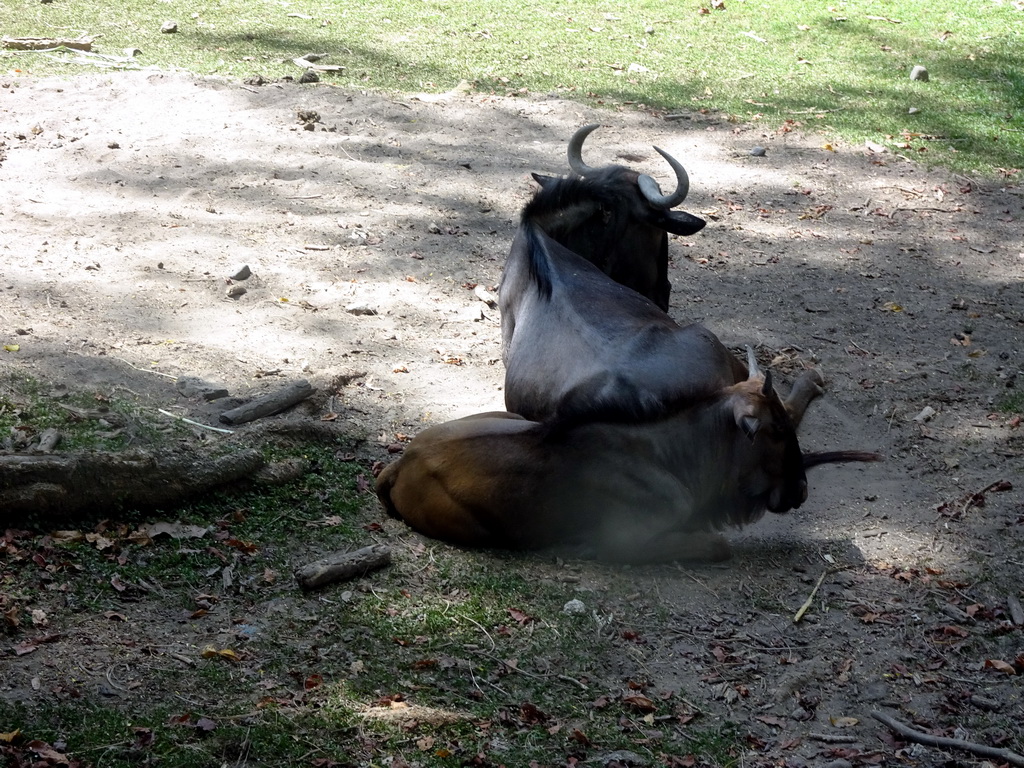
left=509, top=607, right=534, bottom=624
left=201, top=645, right=241, bottom=663
left=623, top=694, right=657, bottom=713
left=831, top=715, right=859, bottom=727
left=984, top=659, right=1018, bottom=675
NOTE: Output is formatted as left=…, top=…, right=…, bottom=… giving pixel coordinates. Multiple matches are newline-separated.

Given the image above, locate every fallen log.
left=0, top=448, right=268, bottom=521
left=296, top=545, right=392, bottom=591
left=2, top=36, right=94, bottom=52
left=219, top=379, right=315, bottom=425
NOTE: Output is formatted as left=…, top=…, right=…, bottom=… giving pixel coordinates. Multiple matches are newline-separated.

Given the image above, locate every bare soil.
left=1, top=71, right=1022, bottom=766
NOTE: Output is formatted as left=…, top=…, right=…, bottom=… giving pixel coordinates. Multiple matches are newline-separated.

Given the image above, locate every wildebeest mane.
left=518, top=169, right=647, bottom=300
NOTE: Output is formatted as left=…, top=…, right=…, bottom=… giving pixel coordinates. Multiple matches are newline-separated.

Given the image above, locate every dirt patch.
left=1, top=71, right=1023, bottom=765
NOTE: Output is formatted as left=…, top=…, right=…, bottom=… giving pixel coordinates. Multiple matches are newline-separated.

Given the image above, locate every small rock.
left=160, top=20, right=178, bottom=34
left=562, top=599, right=587, bottom=614
left=908, top=107, right=920, bottom=114
left=789, top=705, right=813, bottom=721
left=123, top=47, right=142, bottom=57
left=833, top=571, right=856, bottom=588
left=298, top=70, right=320, bottom=84
left=912, top=405, right=936, bottom=423
left=107, top=141, right=120, bottom=149
left=345, top=303, right=377, bottom=316
left=229, top=264, right=252, bottom=281
left=296, top=109, right=320, bottom=124
left=176, top=376, right=230, bottom=402
left=969, top=693, right=1001, bottom=712
left=427, top=222, right=442, bottom=234
left=750, top=146, right=767, bottom=157
left=597, top=750, right=646, bottom=766
left=473, top=284, right=498, bottom=308
left=909, top=65, right=928, bottom=81
left=226, top=284, right=247, bottom=299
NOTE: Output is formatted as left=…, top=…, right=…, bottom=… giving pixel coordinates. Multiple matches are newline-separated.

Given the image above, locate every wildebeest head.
left=525, top=124, right=705, bottom=311
left=724, top=349, right=808, bottom=523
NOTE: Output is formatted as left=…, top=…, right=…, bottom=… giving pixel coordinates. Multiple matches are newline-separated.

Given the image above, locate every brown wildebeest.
left=377, top=350, right=879, bottom=563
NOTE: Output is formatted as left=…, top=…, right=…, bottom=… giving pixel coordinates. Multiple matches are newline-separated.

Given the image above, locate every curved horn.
left=567, top=123, right=602, bottom=176
left=638, top=146, right=691, bottom=209
left=745, top=346, right=762, bottom=381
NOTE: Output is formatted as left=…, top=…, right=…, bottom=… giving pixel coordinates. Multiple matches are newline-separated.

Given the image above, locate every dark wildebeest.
left=376, top=348, right=879, bottom=563
left=501, top=193, right=749, bottom=425
left=523, top=124, right=706, bottom=311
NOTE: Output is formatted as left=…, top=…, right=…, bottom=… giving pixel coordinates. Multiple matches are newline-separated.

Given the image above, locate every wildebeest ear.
left=761, top=369, right=774, bottom=397
left=658, top=210, right=706, bottom=236
left=531, top=172, right=559, bottom=189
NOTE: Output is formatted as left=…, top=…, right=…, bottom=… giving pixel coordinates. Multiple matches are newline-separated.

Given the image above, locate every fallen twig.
left=793, top=570, right=827, bottom=623
left=809, top=732, right=859, bottom=744
left=2, top=36, right=93, bottom=51
left=157, top=409, right=234, bottom=435
left=220, top=379, right=315, bottom=425
left=295, top=544, right=391, bottom=591
left=1008, top=594, right=1024, bottom=626
left=115, top=357, right=177, bottom=379
left=870, top=710, right=1024, bottom=767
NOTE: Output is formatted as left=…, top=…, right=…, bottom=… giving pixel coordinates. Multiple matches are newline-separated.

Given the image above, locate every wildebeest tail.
left=802, top=450, right=882, bottom=469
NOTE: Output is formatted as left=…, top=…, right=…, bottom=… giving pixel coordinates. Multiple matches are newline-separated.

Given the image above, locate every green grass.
left=996, top=389, right=1024, bottom=414
left=1, top=445, right=735, bottom=766
left=1, top=0, right=1021, bottom=176
left=0, top=373, right=152, bottom=451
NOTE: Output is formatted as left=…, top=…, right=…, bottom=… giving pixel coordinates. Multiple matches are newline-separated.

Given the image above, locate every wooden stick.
left=809, top=733, right=858, bottom=744
left=219, top=379, right=315, bottom=425
left=158, top=409, right=235, bottom=435
left=870, top=711, right=1024, bottom=767
left=295, top=545, right=391, bottom=591
left=36, top=428, right=62, bottom=453
left=793, top=570, right=827, bottom=623
left=1007, top=594, right=1024, bottom=626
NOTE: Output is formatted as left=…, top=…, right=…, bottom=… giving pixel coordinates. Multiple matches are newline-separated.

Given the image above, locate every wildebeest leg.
left=784, top=370, right=825, bottom=429
left=596, top=529, right=732, bottom=564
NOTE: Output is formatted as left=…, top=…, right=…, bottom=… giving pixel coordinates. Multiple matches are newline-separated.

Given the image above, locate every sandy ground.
left=1, top=71, right=1022, bottom=764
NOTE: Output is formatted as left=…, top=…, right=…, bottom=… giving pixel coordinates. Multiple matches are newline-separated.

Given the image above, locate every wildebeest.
left=501, top=207, right=750, bottom=425
left=500, top=127, right=722, bottom=424
left=517, top=124, right=706, bottom=312
left=376, top=350, right=879, bottom=563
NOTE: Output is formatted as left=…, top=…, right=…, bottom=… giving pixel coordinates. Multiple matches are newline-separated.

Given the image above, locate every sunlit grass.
left=1, top=0, right=1020, bottom=175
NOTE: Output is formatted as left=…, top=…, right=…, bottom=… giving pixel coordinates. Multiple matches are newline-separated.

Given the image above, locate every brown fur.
left=376, top=370, right=867, bottom=564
